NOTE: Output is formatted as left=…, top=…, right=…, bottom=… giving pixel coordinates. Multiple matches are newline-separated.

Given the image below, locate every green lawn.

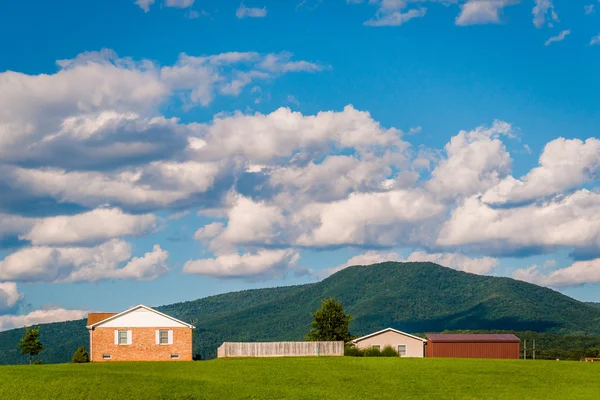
left=0, top=357, right=598, bottom=399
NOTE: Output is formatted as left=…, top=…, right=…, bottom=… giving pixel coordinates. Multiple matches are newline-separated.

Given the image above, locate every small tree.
left=17, top=326, right=44, bottom=365
left=72, top=346, right=90, bottom=363
left=306, top=297, right=352, bottom=342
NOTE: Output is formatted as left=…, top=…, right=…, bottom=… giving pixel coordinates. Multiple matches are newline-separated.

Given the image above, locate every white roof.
left=86, top=304, right=195, bottom=329
left=350, top=328, right=427, bottom=343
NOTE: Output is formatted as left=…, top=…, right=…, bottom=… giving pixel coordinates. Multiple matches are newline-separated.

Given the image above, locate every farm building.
left=217, top=341, right=344, bottom=358
left=86, top=304, right=195, bottom=362
left=349, top=328, right=426, bottom=357
left=426, top=334, right=520, bottom=359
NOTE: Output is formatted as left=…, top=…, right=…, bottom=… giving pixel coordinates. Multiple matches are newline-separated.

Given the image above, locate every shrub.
left=381, top=346, right=399, bottom=357
left=33, top=359, right=43, bottom=365
left=344, top=345, right=364, bottom=357
left=72, top=346, right=90, bottom=363
left=364, top=347, right=382, bottom=357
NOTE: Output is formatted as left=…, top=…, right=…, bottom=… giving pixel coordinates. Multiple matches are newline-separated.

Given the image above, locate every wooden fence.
left=217, top=341, right=344, bottom=358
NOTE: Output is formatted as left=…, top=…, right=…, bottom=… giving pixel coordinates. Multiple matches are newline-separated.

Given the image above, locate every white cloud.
left=183, top=249, right=300, bottom=279
left=544, top=29, right=570, bottom=46
left=0, top=240, right=168, bottom=283
left=591, top=34, right=600, bottom=46
left=482, top=137, right=600, bottom=205
left=533, top=0, right=559, bottom=28
left=319, top=250, right=498, bottom=278
left=236, top=4, right=268, bottom=18
left=455, top=0, right=511, bottom=26
left=438, top=190, right=600, bottom=254
left=194, top=222, right=225, bottom=240
left=19, top=208, right=157, bottom=246
left=0, top=214, right=34, bottom=240
left=0, top=308, right=87, bottom=332
left=193, top=105, right=405, bottom=163
left=296, top=189, right=445, bottom=247
left=427, top=121, right=513, bottom=199
left=0, top=283, right=22, bottom=313
left=514, top=258, right=600, bottom=287
left=165, top=0, right=195, bottom=8
left=365, top=8, right=427, bottom=27
left=584, top=4, right=595, bottom=15
left=135, top=0, right=156, bottom=13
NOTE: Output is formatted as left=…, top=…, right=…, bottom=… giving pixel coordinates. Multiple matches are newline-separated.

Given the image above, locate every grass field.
left=0, top=357, right=599, bottom=399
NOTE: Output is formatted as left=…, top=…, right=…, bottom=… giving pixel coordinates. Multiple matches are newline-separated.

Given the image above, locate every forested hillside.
left=1, top=262, right=600, bottom=364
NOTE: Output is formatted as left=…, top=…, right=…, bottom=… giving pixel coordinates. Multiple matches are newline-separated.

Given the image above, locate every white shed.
left=349, top=328, right=426, bottom=357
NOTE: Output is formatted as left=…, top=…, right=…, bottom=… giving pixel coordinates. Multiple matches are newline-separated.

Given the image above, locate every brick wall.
left=90, top=327, right=193, bottom=362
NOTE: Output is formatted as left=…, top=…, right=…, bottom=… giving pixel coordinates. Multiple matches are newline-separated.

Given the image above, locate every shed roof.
left=426, top=334, right=520, bottom=343
left=87, top=313, right=117, bottom=326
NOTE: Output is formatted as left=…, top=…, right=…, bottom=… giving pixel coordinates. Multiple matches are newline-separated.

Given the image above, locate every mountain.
left=1, top=262, right=600, bottom=364
left=586, top=302, right=600, bottom=309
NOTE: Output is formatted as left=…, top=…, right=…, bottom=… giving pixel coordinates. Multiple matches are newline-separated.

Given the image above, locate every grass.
left=0, top=357, right=599, bottom=399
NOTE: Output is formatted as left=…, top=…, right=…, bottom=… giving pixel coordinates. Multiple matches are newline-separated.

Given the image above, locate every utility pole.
left=524, top=339, right=527, bottom=360
left=533, top=339, right=536, bottom=360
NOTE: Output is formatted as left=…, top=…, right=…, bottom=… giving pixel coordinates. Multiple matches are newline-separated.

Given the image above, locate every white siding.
left=98, top=308, right=188, bottom=328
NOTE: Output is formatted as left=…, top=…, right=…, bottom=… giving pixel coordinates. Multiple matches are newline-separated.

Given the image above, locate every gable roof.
left=86, top=305, right=195, bottom=329
left=350, top=328, right=427, bottom=343
left=87, top=313, right=117, bottom=326
left=426, top=334, right=520, bottom=343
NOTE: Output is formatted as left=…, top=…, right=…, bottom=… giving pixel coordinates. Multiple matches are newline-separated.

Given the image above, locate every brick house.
left=86, top=304, right=195, bottom=362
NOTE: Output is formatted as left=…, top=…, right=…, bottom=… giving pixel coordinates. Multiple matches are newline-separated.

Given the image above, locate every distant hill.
left=1, top=262, right=600, bottom=364
left=586, top=302, right=600, bottom=309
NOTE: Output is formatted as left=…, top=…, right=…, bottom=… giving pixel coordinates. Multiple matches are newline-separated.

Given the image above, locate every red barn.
left=426, top=334, right=520, bottom=359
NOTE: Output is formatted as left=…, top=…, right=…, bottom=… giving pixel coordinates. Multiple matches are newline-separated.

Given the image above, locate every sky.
left=0, top=0, right=599, bottom=331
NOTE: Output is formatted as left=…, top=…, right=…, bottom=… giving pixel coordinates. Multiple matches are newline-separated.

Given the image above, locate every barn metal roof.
left=426, top=334, right=520, bottom=343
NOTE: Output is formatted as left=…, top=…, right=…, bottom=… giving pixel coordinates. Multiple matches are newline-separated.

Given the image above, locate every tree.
left=17, top=326, right=44, bottom=365
left=72, top=346, right=90, bottom=363
left=306, top=297, right=352, bottom=342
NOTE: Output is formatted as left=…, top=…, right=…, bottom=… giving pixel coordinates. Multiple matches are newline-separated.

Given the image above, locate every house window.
left=102, top=354, right=112, bottom=360
left=372, top=345, right=381, bottom=350
left=398, top=345, right=407, bottom=357
left=159, top=330, right=169, bottom=344
left=118, top=330, right=128, bottom=345
left=171, top=354, right=180, bottom=359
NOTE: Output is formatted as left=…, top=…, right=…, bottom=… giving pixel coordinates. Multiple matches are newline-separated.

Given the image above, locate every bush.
left=364, top=347, right=382, bottom=357
left=381, top=346, right=399, bottom=357
left=344, top=345, right=364, bottom=357
left=72, top=346, right=90, bottom=363
left=33, top=359, right=43, bottom=365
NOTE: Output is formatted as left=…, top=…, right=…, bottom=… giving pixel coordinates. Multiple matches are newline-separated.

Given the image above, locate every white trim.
left=156, top=330, right=160, bottom=345
left=168, top=330, right=173, bottom=345
left=86, top=305, right=195, bottom=329
left=349, top=328, right=427, bottom=344
left=127, top=330, right=132, bottom=345
left=114, top=330, right=119, bottom=345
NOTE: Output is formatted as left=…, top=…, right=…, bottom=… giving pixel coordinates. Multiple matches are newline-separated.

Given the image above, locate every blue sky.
left=0, top=0, right=599, bottom=330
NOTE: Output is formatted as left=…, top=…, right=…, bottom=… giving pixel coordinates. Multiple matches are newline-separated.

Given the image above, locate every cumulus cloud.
left=591, top=34, right=600, bottom=46
left=0, top=308, right=87, bottom=332
left=183, top=249, right=300, bottom=279
left=236, top=4, right=268, bottom=18
left=514, top=258, right=600, bottom=288
left=0, top=283, right=22, bottom=313
left=455, top=0, right=511, bottom=26
left=482, top=137, right=600, bottom=205
left=0, top=240, right=168, bottom=283
left=438, top=190, right=600, bottom=255
left=532, top=0, right=559, bottom=28
left=365, top=8, right=427, bottom=27
left=427, top=121, right=513, bottom=199
left=19, top=208, right=157, bottom=246
left=165, top=0, right=195, bottom=8
left=319, top=250, right=498, bottom=278
left=544, top=30, right=570, bottom=46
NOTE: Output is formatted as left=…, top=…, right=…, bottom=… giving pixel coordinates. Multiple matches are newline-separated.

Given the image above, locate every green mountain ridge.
left=1, top=262, right=599, bottom=364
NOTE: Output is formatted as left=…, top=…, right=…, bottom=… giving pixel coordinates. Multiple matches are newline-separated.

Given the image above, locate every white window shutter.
left=114, top=330, right=119, bottom=345
left=168, top=330, right=173, bottom=345
left=156, top=330, right=160, bottom=345
left=127, top=330, right=132, bottom=345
